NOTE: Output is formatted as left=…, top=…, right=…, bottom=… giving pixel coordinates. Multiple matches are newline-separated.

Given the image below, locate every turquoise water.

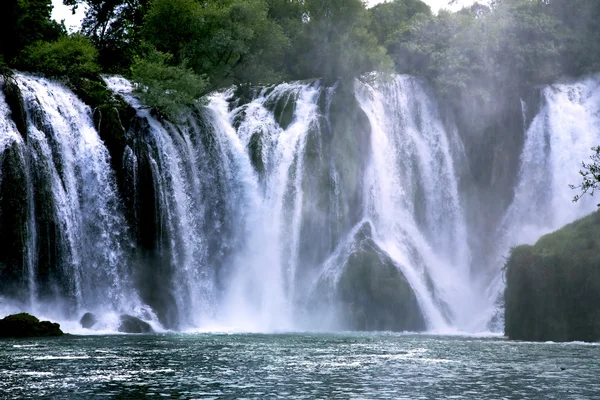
left=1, top=333, right=598, bottom=399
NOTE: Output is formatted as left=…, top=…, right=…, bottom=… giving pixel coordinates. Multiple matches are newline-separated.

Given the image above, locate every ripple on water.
left=0, top=333, right=599, bottom=399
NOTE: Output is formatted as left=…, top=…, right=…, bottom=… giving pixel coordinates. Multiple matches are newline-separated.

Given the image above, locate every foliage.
left=389, top=1, right=567, bottom=103
left=0, top=0, right=63, bottom=62
left=369, top=0, right=431, bottom=46
left=20, top=34, right=100, bottom=77
left=570, top=146, right=600, bottom=206
left=130, top=49, right=208, bottom=121
left=143, top=0, right=289, bottom=88
left=504, top=212, right=600, bottom=341
left=290, top=0, right=392, bottom=83
left=63, top=0, right=149, bottom=73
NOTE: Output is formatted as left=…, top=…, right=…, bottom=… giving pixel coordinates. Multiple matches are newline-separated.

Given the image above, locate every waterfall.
left=488, top=75, right=600, bottom=327
left=355, top=77, right=479, bottom=331
left=3, top=70, right=599, bottom=334
left=0, top=74, right=151, bottom=330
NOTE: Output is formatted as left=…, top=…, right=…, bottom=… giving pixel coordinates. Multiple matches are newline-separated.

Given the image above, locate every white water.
left=0, top=74, right=154, bottom=330
left=355, top=77, right=480, bottom=331
left=2, top=72, right=600, bottom=334
left=489, top=75, right=600, bottom=323
left=211, top=83, right=323, bottom=332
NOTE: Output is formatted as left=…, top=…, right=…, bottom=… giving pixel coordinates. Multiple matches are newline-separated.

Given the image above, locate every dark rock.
left=0, top=313, right=63, bottom=337
left=79, top=312, right=98, bottom=329
left=336, top=223, right=426, bottom=332
left=118, top=314, right=154, bottom=334
left=0, top=142, right=28, bottom=300
left=504, top=211, right=600, bottom=342
left=2, top=75, right=28, bottom=140
left=247, top=131, right=265, bottom=176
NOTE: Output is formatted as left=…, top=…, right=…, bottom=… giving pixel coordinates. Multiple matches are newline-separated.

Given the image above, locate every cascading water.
left=487, top=74, right=600, bottom=327
left=0, top=74, right=152, bottom=331
left=2, top=70, right=599, bottom=334
left=210, top=83, right=324, bottom=331
left=354, top=76, right=477, bottom=331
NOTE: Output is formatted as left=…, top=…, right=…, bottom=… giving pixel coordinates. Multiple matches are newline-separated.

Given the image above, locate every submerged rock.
left=79, top=312, right=98, bottom=329
left=118, top=314, right=154, bottom=334
left=0, top=313, right=63, bottom=337
left=336, top=223, right=426, bottom=332
left=504, top=212, right=600, bottom=342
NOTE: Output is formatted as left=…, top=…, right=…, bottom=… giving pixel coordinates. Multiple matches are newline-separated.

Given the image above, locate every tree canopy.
left=3, top=0, right=600, bottom=122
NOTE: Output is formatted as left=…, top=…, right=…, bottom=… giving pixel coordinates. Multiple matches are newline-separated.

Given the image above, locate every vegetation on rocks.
left=504, top=212, right=600, bottom=342
left=0, top=313, right=63, bottom=338
left=337, top=223, right=426, bottom=332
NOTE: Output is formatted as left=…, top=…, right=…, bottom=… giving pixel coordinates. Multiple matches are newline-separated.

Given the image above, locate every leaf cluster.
left=130, top=49, right=208, bottom=121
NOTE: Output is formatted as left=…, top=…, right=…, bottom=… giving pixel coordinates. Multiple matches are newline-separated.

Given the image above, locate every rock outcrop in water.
left=0, top=313, right=63, bottom=337
left=80, top=312, right=98, bottom=329
left=337, top=223, right=426, bottom=332
left=504, top=212, right=600, bottom=342
left=118, top=315, right=154, bottom=334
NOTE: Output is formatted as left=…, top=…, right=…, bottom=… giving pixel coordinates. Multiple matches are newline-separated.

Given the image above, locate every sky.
left=51, top=0, right=484, bottom=31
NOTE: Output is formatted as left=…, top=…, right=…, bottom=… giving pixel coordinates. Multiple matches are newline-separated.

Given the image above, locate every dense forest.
left=1, top=0, right=600, bottom=122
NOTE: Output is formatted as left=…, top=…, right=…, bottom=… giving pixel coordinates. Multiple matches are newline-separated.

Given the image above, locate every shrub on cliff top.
left=20, top=35, right=100, bottom=78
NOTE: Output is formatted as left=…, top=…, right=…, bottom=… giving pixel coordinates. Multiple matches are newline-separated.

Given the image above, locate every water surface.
left=1, top=333, right=598, bottom=399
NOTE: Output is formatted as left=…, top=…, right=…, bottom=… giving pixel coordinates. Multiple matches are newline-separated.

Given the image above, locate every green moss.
left=336, top=223, right=426, bottom=332
left=2, top=75, right=28, bottom=140
left=0, top=313, right=63, bottom=337
left=504, top=211, right=600, bottom=342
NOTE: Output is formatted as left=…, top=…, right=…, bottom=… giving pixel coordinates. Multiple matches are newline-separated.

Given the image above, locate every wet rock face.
left=118, top=315, right=154, bottom=334
left=504, top=212, right=600, bottom=342
left=0, top=313, right=63, bottom=337
left=79, top=312, right=98, bottom=329
left=2, top=75, right=28, bottom=140
left=336, top=223, right=427, bottom=332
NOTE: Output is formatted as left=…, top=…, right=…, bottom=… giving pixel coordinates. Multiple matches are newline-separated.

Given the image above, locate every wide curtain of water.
left=1, top=72, right=599, bottom=333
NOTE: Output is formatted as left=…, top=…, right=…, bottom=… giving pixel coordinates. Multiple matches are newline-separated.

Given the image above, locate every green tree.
left=291, top=0, right=392, bottom=83
left=369, top=0, right=431, bottom=46
left=0, top=0, right=63, bottom=63
left=20, top=34, right=100, bottom=77
left=143, top=0, right=289, bottom=89
left=130, top=49, right=208, bottom=121
left=62, top=0, right=150, bottom=72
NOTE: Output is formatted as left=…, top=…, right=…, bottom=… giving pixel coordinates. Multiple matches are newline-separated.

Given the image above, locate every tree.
left=290, top=0, right=392, bottom=83
left=570, top=146, right=600, bottom=206
left=369, top=0, right=431, bottom=46
left=143, top=0, right=289, bottom=89
left=20, top=34, right=100, bottom=77
left=0, top=0, right=63, bottom=63
left=62, top=0, right=149, bottom=72
left=130, top=49, right=208, bottom=121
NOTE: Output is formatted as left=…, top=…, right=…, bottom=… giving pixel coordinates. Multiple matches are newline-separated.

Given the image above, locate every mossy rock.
left=2, top=75, right=28, bottom=140
left=0, top=313, right=63, bottom=337
left=118, top=314, right=154, bottom=334
left=247, top=131, right=265, bottom=176
left=79, top=312, right=98, bottom=329
left=273, top=92, right=296, bottom=130
left=336, top=223, right=426, bottom=332
left=0, top=142, right=28, bottom=298
left=504, top=211, right=600, bottom=342
left=68, top=75, right=136, bottom=170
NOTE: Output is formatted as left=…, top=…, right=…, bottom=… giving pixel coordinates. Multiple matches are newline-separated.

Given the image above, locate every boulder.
left=504, top=212, right=600, bottom=342
left=118, top=314, right=154, bottom=334
left=335, top=223, right=426, bottom=332
left=79, top=312, right=98, bottom=329
left=0, top=313, right=63, bottom=337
